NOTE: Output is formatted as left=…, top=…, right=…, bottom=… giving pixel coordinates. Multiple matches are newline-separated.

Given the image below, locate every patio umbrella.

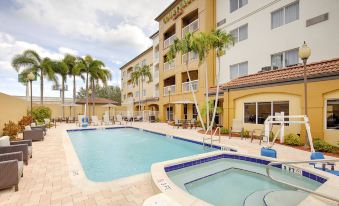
left=102, top=103, right=117, bottom=117
left=62, top=103, right=81, bottom=117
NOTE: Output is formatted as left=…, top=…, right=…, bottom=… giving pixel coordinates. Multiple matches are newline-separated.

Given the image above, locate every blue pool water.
left=68, top=128, right=213, bottom=182
left=168, top=158, right=321, bottom=206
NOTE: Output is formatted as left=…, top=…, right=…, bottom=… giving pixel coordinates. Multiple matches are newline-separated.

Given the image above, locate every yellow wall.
left=222, top=79, right=339, bottom=145
left=0, top=93, right=28, bottom=133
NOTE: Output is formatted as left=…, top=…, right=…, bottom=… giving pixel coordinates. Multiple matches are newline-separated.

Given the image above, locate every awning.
left=171, top=100, right=194, bottom=104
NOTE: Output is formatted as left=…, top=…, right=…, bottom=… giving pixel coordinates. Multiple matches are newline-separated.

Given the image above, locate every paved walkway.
left=0, top=122, right=337, bottom=206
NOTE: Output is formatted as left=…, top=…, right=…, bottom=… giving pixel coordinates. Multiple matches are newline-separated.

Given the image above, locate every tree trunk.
left=92, top=80, right=95, bottom=116
left=210, top=56, right=221, bottom=133
left=141, top=76, right=144, bottom=114
left=62, top=77, right=65, bottom=118
left=73, top=75, right=76, bottom=103
left=185, top=59, right=205, bottom=130
left=138, top=78, right=141, bottom=114
left=85, top=72, right=89, bottom=117
left=40, top=69, right=43, bottom=105
left=205, top=62, right=209, bottom=130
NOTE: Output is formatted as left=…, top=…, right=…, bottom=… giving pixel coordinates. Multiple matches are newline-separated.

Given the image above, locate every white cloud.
left=58, top=47, right=79, bottom=55
left=14, top=0, right=172, bottom=51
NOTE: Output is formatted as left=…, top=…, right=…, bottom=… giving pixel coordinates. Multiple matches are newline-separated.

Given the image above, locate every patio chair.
left=31, top=123, right=47, bottom=136
left=189, top=119, right=197, bottom=129
left=229, top=119, right=244, bottom=139
left=91, top=116, right=101, bottom=126
left=310, top=152, right=338, bottom=175
left=0, top=136, right=32, bottom=165
left=103, top=115, right=113, bottom=125
left=23, top=126, right=44, bottom=141
left=173, top=119, right=182, bottom=129
left=134, top=116, right=143, bottom=122
left=0, top=151, right=24, bottom=191
left=116, top=115, right=123, bottom=125
left=44, top=118, right=51, bottom=128
left=250, top=129, right=263, bottom=145
left=149, top=115, right=156, bottom=123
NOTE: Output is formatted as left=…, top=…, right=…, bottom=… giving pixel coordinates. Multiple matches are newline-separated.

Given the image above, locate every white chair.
left=116, top=115, right=123, bottom=125
left=77, top=115, right=84, bottom=126
left=103, top=115, right=112, bottom=125
left=91, top=116, right=101, bottom=126
left=230, top=119, right=244, bottom=139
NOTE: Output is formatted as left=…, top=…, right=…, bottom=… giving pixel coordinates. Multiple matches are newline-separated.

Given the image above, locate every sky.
left=0, top=0, right=172, bottom=98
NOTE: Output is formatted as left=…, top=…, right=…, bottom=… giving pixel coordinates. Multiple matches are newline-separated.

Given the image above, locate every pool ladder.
left=266, top=159, right=339, bottom=203
left=202, top=127, right=221, bottom=148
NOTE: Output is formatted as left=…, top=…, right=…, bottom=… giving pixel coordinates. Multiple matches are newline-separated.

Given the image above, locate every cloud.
left=58, top=47, right=79, bottom=55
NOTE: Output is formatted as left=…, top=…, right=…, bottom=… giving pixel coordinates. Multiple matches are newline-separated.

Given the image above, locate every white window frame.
left=230, top=61, right=248, bottom=80
left=271, top=1, right=299, bottom=29
left=230, top=24, right=248, bottom=43
left=230, top=0, right=248, bottom=13
left=271, top=48, right=299, bottom=68
left=324, top=98, right=339, bottom=131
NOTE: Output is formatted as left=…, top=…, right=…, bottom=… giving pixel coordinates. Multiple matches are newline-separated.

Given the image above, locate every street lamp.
left=299, top=41, right=311, bottom=147
left=27, top=72, right=35, bottom=116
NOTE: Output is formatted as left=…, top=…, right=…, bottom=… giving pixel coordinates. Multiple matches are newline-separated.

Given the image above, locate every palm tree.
left=201, top=100, right=222, bottom=128
left=167, top=32, right=211, bottom=130
left=64, top=54, right=84, bottom=104
left=76, top=56, right=106, bottom=117
left=52, top=60, right=68, bottom=118
left=131, top=68, right=141, bottom=112
left=12, top=50, right=56, bottom=105
left=208, top=29, right=234, bottom=132
left=137, top=64, right=152, bottom=113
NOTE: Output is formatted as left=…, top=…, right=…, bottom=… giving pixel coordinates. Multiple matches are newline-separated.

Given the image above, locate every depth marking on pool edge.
left=71, top=170, right=79, bottom=176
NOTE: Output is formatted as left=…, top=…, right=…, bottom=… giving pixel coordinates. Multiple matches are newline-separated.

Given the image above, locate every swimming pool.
left=150, top=152, right=332, bottom=206
left=67, top=127, right=214, bottom=182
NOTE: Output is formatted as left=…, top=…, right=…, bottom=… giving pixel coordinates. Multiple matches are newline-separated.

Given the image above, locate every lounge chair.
left=0, top=151, right=24, bottom=191
left=0, top=136, right=32, bottom=165
left=91, top=116, right=101, bottom=126
left=173, top=119, right=182, bottom=129
left=229, top=119, right=244, bottom=139
left=250, top=129, right=263, bottom=145
left=134, top=116, right=143, bottom=122
left=189, top=119, right=197, bottom=129
left=23, top=126, right=44, bottom=141
left=103, top=115, right=113, bottom=125
left=149, top=115, right=156, bottom=123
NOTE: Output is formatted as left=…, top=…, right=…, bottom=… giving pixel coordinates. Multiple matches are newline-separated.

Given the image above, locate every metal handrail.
left=266, top=159, right=339, bottom=203
left=202, top=127, right=221, bottom=147
left=211, top=127, right=221, bottom=144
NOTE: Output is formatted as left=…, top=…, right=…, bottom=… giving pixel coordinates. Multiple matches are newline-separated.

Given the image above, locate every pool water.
left=68, top=128, right=213, bottom=182
left=168, top=158, right=321, bottom=206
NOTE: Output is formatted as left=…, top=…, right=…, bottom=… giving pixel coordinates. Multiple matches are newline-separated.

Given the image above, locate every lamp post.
left=27, top=72, right=35, bottom=116
left=298, top=41, right=311, bottom=147
left=88, top=89, right=92, bottom=117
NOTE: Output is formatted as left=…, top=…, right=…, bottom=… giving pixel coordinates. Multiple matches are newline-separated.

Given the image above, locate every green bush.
left=32, top=106, right=52, bottom=124
left=220, top=127, right=229, bottom=134
left=313, top=138, right=338, bottom=153
left=241, top=130, right=250, bottom=138
left=284, top=134, right=303, bottom=146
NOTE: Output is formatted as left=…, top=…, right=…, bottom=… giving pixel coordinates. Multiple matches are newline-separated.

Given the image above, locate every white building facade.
left=216, top=0, right=339, bottom=83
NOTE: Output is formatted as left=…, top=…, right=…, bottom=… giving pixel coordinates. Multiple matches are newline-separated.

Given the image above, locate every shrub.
left=220, top=127, right=229, bottom=134
left=18, top=115, right=33, bottom=131
left=241, top=130, right=250, bottom=138
left=313, top=138, right=338, bottom=153
left=32, top=106, right=52, bottom=124
left=2, top=121, right=20, bottom=140
left=284, top=134, right=303, bottom=146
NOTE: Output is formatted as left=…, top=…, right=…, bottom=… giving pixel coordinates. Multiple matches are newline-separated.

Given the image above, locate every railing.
left=203, top=127, right=221, bottom=147
left=164, top=85, right=175, bottom=96
left=182, top=19, right=199, bottom=36
left=182, top=80, right=198, bottom=92
left=127, top=97, right=134, bottom=102
left=164, top=34, right=176, bottom=49
left=154, top=52, right=159, bottom=62
left=182, top=51, right=198, bottom=64
left=154, top=90, right=159, bottom=97
left=266, top=159, right=339, bottom=203
left=164, top=61, right=175, bottom=71
left=153, top=70, right=159, bottom=82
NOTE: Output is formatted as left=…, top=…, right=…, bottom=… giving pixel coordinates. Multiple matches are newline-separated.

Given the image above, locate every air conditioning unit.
left=261, top=66, right=272, bottom=72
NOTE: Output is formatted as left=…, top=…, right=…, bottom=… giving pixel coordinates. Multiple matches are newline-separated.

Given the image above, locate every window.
left=193, top=105, right=198, bottom=120
left=230, top=61, right=248, bottom=80
left=230, top=24, right=248, bottom=43
left=326, top=99, right=339, bottom=130
left=141, top=59, right=146, bottom=66
left=135, top=91, right=139, bottom=97
left=244, top=103, right=256, bottom=124
left=244, top=101, right=289, bottom=124
left=143, top=89, right=146, bottom=97
left=271, top=48, right=298, bottom=68
left=230, top=0, right=248, bottom=13
left=271, top=1, right=299, bottom=29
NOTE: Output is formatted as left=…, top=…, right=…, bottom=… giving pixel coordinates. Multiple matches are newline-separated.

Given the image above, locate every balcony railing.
left=154, top=90, right=159, bottom=97
left=182, top=80, right=198, bottom=92
left=154, top=51, right=159, bottom=62
left=164, top=61, right=175, bottom=71
left=164, top=34, right=176, bottom=49
left=127, top=97, right=134, bottom=102
left=127, top=84, right=133, bottom=90
left=153, top=70, right=159, bottom=82
left=164, top=85, right=176, bottom=96
left=182, top=51, right=198, bottom=64
left=182, top=19, right=199, bottom=36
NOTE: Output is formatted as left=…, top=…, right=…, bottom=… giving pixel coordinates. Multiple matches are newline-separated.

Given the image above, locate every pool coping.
left=151, top=151, right=339, bottom=206
left=62, top=124, right=240, bottom=192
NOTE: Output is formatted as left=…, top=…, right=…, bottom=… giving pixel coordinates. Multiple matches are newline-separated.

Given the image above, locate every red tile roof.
left=222, top=58, right=339, bottom=89
left=76, top=97, right=119, bottom=105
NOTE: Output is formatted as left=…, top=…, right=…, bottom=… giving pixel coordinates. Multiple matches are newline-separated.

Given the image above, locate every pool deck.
left=0, top=122, right=338, bottom=206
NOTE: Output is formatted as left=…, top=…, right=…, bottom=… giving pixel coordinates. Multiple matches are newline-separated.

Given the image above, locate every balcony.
left=153, top=70, right=159, bottom=82
left=182, top=19, right=199, bottom=36
left=154, top=51, right=159, bottom=62
left=127, top=84, right=133, bottom=90
left=164, top=61, right=175, bottom=71
left=164, top=34, right=176, bottom=49
left=154, top=90, right=159, bottom=97
left=182, top=80, right=198, bottom=92
left=127, top=97, right=134, bottom=102
left=182, top=51, right=198, bottom=64
left=164, top=85, right=176, bottom=96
